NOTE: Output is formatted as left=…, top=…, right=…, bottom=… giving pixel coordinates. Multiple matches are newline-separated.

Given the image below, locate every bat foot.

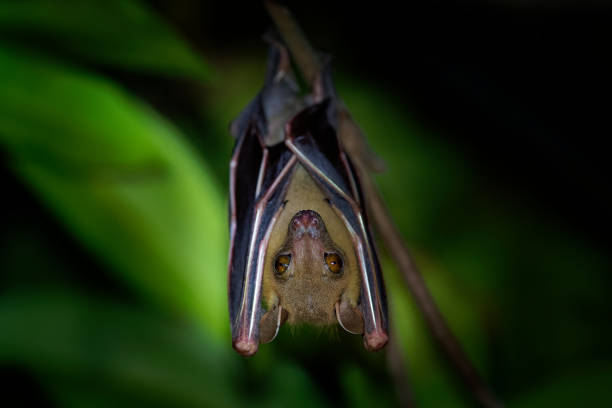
left=364, top=330, right=389, bottom=351
left=233, top=338, right=259, bottom=357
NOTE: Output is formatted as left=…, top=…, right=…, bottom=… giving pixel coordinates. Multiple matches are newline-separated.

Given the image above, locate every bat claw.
left=233, top=338, right=259, bottom=357
left=364, top=330, right=389, bottom=351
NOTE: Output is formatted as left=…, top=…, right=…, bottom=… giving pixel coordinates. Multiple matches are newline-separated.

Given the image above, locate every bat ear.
left=335, top=300, right=364, bottom=335
left=259, top=305, right=289, bottom=343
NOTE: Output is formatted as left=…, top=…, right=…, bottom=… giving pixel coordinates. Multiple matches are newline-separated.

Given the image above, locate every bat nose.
left=291, top=210, right=322, bottom=238
left=292, top=210, right=319, bottom=228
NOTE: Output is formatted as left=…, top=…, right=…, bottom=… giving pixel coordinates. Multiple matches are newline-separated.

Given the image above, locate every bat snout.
left=290, top=210, right=323, bottom=239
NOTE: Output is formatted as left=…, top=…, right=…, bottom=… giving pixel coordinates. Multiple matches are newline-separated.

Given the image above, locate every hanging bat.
left=228, top=40, right=388, bottom=356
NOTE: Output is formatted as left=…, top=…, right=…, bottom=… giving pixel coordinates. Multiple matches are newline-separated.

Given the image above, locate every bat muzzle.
left=290, top=210, right=323, bottom=239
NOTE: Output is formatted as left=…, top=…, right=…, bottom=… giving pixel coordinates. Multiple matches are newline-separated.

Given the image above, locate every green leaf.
left=0, top=0, right=211, bottom=81
left=0, top=290, right=329, bottom=408
left=0, top=290, right=239, bottom=407
left=0, top=46, right=227, bottom=339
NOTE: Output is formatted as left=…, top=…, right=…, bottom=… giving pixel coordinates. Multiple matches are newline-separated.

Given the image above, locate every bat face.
left=228, top=41, right=387, bottom=356
left=261, top=165, right=362, bottom=335
left=269, top=209, right=351, bottom=325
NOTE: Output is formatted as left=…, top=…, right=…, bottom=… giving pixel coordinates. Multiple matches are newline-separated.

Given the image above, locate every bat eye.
left=274, top=254, right=291, bottom=275
left=324, top=252, right=343, bottom=274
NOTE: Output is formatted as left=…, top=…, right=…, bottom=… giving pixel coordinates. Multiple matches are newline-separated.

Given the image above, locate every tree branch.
left=264, top=2, right=321, bottom=86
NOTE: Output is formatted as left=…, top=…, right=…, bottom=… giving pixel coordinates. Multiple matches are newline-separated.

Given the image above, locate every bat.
left=228, top=39, right=388, bottom=356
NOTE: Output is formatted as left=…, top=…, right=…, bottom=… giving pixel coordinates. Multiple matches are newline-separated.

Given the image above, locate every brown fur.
left=262, top=164, right=361, bottom=326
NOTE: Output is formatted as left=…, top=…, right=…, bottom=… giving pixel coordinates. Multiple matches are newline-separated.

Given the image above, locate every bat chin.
left=289, top=317, right=324, bottom=327
left=285, top=305, right=334, bottom=327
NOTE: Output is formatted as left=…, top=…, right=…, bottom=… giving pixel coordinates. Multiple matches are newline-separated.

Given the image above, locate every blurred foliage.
left=1, top=1, right=610, bottom=407
left=0, top=0, right=211, bottom=81
left=0, top=45, right=227, bottom=339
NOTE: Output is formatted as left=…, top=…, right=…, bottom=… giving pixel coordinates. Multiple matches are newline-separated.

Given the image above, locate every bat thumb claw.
left=364, top=330, right=389, bottom=351
left=233, top=338, right=259, bottom=357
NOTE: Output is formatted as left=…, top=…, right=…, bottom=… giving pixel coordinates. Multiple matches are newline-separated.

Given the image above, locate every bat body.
left=228, top=43, right=388, bottom=356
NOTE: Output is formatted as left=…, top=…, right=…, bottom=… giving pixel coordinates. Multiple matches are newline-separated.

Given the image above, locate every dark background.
left=160, top=0, right=610, bottom=244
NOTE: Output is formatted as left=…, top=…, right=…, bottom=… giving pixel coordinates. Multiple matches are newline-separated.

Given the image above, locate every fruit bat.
left=228, top=40, right=388, bottom=356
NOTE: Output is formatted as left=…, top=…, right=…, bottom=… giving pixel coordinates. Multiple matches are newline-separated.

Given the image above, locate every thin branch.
left=264, top=2, right=321, bottom=86
left=264, top=2, right=504, bottom=408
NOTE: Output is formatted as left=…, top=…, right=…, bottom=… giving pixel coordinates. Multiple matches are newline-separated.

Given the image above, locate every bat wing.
left=229, top=44, right=388, bottom=356
left=229, top=44, right=300, bottom=356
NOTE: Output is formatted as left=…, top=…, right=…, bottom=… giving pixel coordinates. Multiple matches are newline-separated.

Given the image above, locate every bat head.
left=271, top=209, right=350, bottom=325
